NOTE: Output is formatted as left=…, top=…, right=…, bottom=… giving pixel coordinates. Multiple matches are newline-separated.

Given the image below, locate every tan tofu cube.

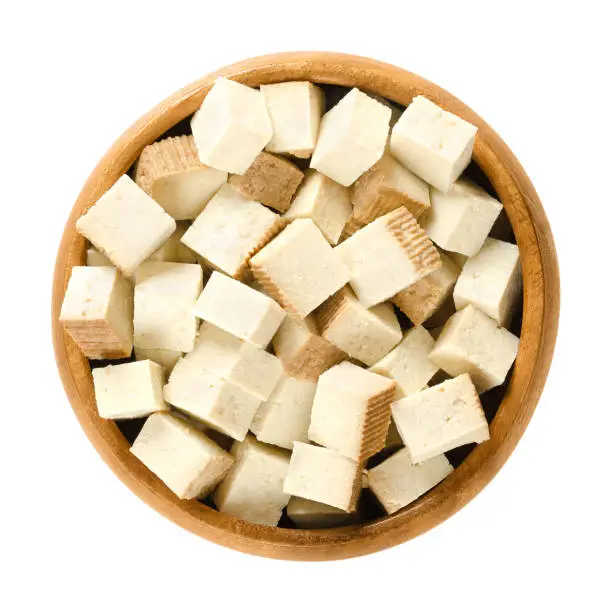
left=287, top=496, right=356, bottom=528
left=86, top=248, right=112, bottom=266
left=130, top=412, right=234, bottom=500
left=76, top=175, right=176, bottom=275
left=59, top=266, right=133, bottom=359
left=134, top=347, right=182, bottom=372
left=190, top=77, right=273, bottom=175
left=311, top=88, right=391, bottom=186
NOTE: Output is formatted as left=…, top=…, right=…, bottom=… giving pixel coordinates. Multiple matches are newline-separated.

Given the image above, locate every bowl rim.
left=51, top=51, right=560, bottom=561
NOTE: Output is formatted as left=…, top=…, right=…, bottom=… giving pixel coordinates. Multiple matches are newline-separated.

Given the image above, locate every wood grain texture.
left=51, top=52, right=560, bottom=561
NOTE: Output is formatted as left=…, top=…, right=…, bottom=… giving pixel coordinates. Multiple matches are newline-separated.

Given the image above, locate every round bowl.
left=52, top=51, right=560, bottom=561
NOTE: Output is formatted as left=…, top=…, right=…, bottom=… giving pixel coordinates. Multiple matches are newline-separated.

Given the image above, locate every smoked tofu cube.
left=287, top=496, right=356, bottom=528
left=92, top=360, right=167, bottom=419
left=429, top=305, right=520, bottom=392
left=190, top=77, right=273, bottom=175
left=134, top=347, right=182, bottom=372
left=76, top=175, right=176, bottom=275
left=261, top=81, right=325, bottom=158
left=392, top=374, right=489, bottom=463
left=194, top=271, right=286, bottom=348
left=422, top=178, right=502, bottom=257
left=134, top=135, right=227, bottom=220
left=249, top=219, right=350, bottom=317
left=453, top=238, right=521, bottom=326
left=133, top=262, right=203, bottom=353
left=308, top=361, right=396, bottom=462
left=316, top=287, right=401, bottom=366
left=181, top=184, right=283, bottom=279
left=390, top=95, right=477, bottom=193
left=335, top=208, right=441, bottom=308
left=229, top=151, right=304, bottom=213
left=284, top=170, right=351, bottom=245
left=86, top=248, right=112, bottom=266
left=213, top=435, right=291, bottom=526
left=311, top=88, right=391, bottom=186
left=370, top=326, right=438, bottom=397
left=283, top=442, right=362, bottom=512
left=59, top=266, right=133, bottom=359
left=368, top=448, right=453, bottom=514
left=130, top=412, right=234, bottom=500
left=250, top=374, right=317, bottom=449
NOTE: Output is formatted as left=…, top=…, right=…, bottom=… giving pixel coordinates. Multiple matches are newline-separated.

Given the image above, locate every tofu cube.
left=287, top=496, right=356, bottom=528
left=86, top=248, right=112, bottom=266
left=316, top=287, right=402, bottom=366
left=422, top=178, right=503, bottom=257
left=284, top=170, right=351, bottom=245
left=261, top=81, right=325, bottom=158
left=283, top=442, right=362, bottom=512
left=190, top=77, right=273, bottom=175
left=308, top=361, right=396, bottom=462
left=335, top=208, right=441, bottom=308
left=370, top=326, right=438, bottom=397
left=134, top=347, right=182, bottom=372
left=130, top=412, right=234, bottom=499
left=92, top=360, right=167, bottom=419
left=133, top=262, right=203, bottom=352
left=311, top=88, right=391, bottom=186
left=453, top=238, right=521, bottom=326
left=429, top=305, right=520, bottom=392
left=181, top=184, right=283, bottom=279
left=229, top=151, right=304, bottom=213
left=390, top=95, right=477, bottom=193
left=134, top=135, right=228, bottom=220
left=59, top=266, right=133, bottom=359
left=213, top=435, right=291, bottom=526
left=250, top=374, right=317, bottom=449
left=76, top=175, right=176, bottom=275
left=368, top=448, right=453, bottom=514
left=392, top=252, right=460, bottom=325
left=144, top=222, right=198, bottom=265
left=250, top=219, right=350, bottom=317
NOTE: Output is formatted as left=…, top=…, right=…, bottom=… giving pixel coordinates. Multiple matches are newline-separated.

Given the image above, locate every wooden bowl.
left=51, top=52, right=560, bottom=561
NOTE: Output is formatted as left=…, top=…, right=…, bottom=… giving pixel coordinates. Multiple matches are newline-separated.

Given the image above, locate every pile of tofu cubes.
left=60, top=77, right=521, bottom=528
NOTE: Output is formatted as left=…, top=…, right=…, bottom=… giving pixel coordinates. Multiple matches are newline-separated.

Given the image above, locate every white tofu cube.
left=392, top=374, right=489, bottom=463
left=250, top=219, right=350, bottom=317
left=213, top=435, right=291, bottom=526
left=76, top=175, right=176, bottom=275
left=143, top=222, right=197, bottom=265
left=194, top=271, right=286, bottom=348
left=133, top=262, right=203, bottom=352
left=130, top=412, right=234, bottom=499
left=390, top=95, right=477, bottom=193
left=283, top=442, right=362, bottom=512
left=86, top=248, right=112, bottom=266
left=134, top=347, right=182, bottom=372
left=284, top=170, right=351, bottom=245
left=190, top=77, right=273, bottom=175
left=368, top=448, right=453, bottom=514
left=422, top=178, right=502, bottom=257
left=311, top=88, right=391, bottom=186
left=370, top=326, right=438, bottom=397
left=453, top=238, right=521, bottom=326
left=92, top=360, right=167, bottom=419
left=181, top=184, right=283, bottom=279
left=429, top=305, right=520, bottom=392
left=308, top=361, right=396, bottom=462
left=261, top=81, right=325, bottom=158
left=287, top=496, right=355, bottom=528
left=250, top=374, right=316, bottom=449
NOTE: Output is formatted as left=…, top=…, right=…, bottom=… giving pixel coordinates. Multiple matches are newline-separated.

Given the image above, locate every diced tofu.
left=134, top=347, right=182, bottom=372
left=311, top=88, right=391, bottom=186
left=92, top=360, right=167, bottom=419
left=368, top=448, right=453, bottom=513
left=429, top=305, right=520, bottom=392
left=213, top=435, right=291, bottom=526
left=390, top=95, right=477, bottom=193
left=130, top=412, right=234, bottom=499
left=86, top=248, right=112, bottom=266
left=283, top=442, right=362, bottom=511
left=392, top=374, right=489, bottom=463
left=76, top=175, right=176, bottom=275
left=308, top=361, right=396, bottom=461
left=190, top=77, right=273, bottom=175
left=287, top=496, right=355, bottom=528
left=250, top=219, right=350, bottom=317
left=144, top=222, right=198, bottom=264
left=59, top=266, right=133, bottom=359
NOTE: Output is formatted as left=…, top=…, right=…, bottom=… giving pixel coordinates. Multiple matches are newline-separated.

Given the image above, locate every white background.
left=2, top=1, right=610, bottom=610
